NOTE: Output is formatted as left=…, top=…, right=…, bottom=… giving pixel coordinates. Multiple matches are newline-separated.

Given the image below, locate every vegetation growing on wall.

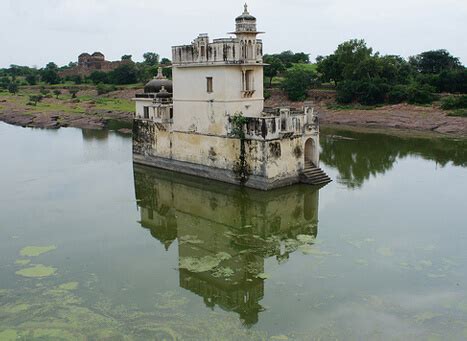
left=231, top=113, right=250, bottom=184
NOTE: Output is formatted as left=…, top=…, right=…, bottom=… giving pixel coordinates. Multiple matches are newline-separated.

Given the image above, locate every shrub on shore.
left=96, top=83, right=117, bottom=95
left=441, top=95, right=467, bottom=110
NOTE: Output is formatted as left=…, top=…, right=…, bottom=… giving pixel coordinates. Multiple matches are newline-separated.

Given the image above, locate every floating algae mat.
left=179, top=252, right=231, bottom=273
left=20, top=245, right=56, bottom=257
left=15, top=259, right=31, bottom=265
left=15, top=264, right=57, bottom=278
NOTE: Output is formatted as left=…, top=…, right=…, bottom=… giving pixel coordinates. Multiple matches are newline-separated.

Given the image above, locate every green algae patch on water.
left=179, top=235, right=204, bottom=245
left=1, top=303, right=30, bottom=315
left=33, top=328, right=76, bottom=340
left=377, top=247, right=393, bottom=257
left=58, top=282, right=79, bottom=291
left=179, top=252, right=231, bottom=273
left=16, top=264, right=57, bottom=278
left=15, top=259, right=31, bottom=266
left=20, top=245, right=56, bottom=257
left=0, top=329, right=18, bottom=341
left=257, top=273, right=270, bottom=279
left=212, top=266, right=234, bottom=279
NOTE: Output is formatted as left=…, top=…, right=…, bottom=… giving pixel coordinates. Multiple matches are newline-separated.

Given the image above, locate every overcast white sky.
left=0, top=0, right=465, bottom=68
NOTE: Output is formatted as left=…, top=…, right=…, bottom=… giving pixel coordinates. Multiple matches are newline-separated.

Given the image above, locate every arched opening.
left=304, top=138, right=317, bottom=167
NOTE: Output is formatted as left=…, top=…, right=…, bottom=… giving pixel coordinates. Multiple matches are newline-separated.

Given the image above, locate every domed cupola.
left=155, top=86, right=172, bottom=102
left=235, top=4, right=257, bottom=32
left=144, top=68, right=173, bottom=94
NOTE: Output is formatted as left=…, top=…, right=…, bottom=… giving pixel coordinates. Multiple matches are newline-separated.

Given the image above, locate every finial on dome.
left=156, top=67, right=164, bottom=79
left=244, top=3, right=249, bottom=14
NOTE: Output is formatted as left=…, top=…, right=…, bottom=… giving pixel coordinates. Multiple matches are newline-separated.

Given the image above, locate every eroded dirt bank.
left=1, top=87, right=465, bottom=137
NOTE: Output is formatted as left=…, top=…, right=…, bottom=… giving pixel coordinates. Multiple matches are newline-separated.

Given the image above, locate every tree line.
left=264, top=40, right=466, bottom=110
left=0, top=52, right=172, bottom=92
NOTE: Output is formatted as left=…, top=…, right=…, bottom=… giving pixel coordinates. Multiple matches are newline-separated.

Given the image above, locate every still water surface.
left=0, top=122, right=466, bottom=340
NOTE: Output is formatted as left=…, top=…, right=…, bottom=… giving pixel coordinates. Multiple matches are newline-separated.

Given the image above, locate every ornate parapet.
left=227, top=104, right=319, bottom=141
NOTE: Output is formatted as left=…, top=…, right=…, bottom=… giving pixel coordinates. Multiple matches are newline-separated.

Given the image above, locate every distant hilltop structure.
left=132, top=4, right=331, bottom=190
left=59, top=52, right=130, bottom=78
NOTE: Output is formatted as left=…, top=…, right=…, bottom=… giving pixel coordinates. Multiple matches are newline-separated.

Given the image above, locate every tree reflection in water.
left=133, top=165, right=320, bottom=326
left=320, top=127, right=467, bottom=188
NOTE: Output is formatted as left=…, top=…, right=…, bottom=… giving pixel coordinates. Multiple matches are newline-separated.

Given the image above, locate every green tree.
left=68, top=87, right=79, bottom=98
left=89, top=71, right=109, bottom=84
left=121, top=55, right=132, bottom=61
left=109, top=63, right=138, bottom=84
left=263, top=55, right=285, bottom=87
left=28, top=95, right=43, bottom=106
left=8, top=82, right=18, bottom=94
left=160, top=58, right=172, bottom=65
left=25, top=73, right=37, bottom=85
left=276, top=50, right=310, bottom=67
left=41, top=62, right=61, bottom=84
left=316, top=54, right=343, bottom=85
left=409, top=50, right=462, bottom=74
left=53, top=89, right=61, bottom=99
left=0, top=76, right=9, bottom=89
left=162, top=67, right=172, bottom=79
left=281, top=64, right=317, bottom=101
left=143, top=52, right=160, bottom=66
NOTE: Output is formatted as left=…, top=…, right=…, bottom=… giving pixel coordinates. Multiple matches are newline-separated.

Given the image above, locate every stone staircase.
left=300, top=161, right=332, bottom=186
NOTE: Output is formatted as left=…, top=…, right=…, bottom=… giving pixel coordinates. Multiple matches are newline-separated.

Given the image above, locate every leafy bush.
left=336, top=79, right=389, bottom=105
left=440, top=95, right=467, bottom=110
left=96, top=83, right=117, bottom=95
left=336, top=81, right=354, bottom=104
left=406, top=84, right=436, bottom=104
left=387, top=85, right=409, bottom=104
left=68, top=87, right=79, bottom=98
left=263, top=89, right=271, bottom=100
left=25, top=74, right=37, bottom=85
left=447, top=109, right=467, bottom=117
left=7, top=82, right=18, bottom=94
left=354, top=79, right=389, bottom=105
left=28, top=95, right=43, bottom=106
left=281, top=64, right=317, bottom=101
left=40, top=87, right=50, bottom=96
left=89, top=71, right=109, bottom=85
left=53, top=89, right=62, bottom=99
left=108, top=64, right=138, bottom=85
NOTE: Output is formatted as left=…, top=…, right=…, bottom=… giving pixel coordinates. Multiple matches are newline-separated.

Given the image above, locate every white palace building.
left=133, top=4, right=331, bottom=190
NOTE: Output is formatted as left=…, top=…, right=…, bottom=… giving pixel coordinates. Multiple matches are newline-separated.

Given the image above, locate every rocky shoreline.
left=1, top=88, right=465, bottom=137
left=319, top=103, right=467, bottom=137
left=0, top=108, right=132, bottom=132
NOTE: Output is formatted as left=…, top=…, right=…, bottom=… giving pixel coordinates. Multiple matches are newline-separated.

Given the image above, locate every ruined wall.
left=59, top=59, right=130, bottom=78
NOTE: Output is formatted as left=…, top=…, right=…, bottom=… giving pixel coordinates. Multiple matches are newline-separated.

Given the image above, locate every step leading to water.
left=300, top=163, right=332, bottom=186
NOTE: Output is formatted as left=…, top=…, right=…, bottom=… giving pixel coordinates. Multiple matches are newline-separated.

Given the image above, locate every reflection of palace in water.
left=133, top=165, right=320, bottom=325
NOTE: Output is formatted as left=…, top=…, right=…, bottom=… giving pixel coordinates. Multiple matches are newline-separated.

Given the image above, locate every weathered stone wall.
left=133, top=119, right=320, bottom=189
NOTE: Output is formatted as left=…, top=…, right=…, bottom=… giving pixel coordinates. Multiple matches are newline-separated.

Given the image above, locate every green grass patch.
left=447, top=109, right=467, bottom=117
left=28, top=101, right=85, bottom=114
left=94, top=97, right=134, bottom=112
left=326, top=103, right=379, bottom=110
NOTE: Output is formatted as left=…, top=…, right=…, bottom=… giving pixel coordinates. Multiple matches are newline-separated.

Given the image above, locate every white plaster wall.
left=135, top=99, right=153, bottom=119
left=172, top=65, right=264, bottom=136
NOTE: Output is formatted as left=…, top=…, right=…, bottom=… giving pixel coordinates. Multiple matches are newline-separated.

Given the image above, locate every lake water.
left=0, top=122, right=466, bottom=340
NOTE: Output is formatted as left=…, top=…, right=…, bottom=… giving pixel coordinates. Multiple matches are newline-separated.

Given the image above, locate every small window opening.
left=206, top=77, right=213, bottom=93
left=245, top=70, right=254, bottom=91
left=143, top=106, right=149, bottom=119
